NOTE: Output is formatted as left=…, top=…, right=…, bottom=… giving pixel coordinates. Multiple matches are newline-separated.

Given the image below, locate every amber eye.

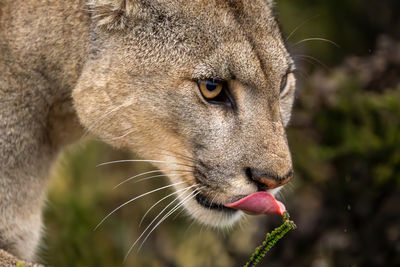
left=198, top=80, right=223, bottom=99
left=280, top=73, right=288, bottom=94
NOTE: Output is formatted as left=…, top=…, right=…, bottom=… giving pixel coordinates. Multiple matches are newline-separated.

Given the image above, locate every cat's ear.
left=87, top=0, right=142, bottom=31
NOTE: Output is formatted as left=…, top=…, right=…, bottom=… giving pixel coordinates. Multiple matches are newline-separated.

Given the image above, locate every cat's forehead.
left=158, top=0, right=277, bottom=30
left=154, top=0, right=290, bottom=76
left=190, top=0, right=290, bottom=82
left=101, top=0, right=290, bottom=82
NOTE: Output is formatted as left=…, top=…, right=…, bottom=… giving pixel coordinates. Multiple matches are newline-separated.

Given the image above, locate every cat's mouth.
left=194, top=193, right=237, bottom=213
left=172, top=161, right=288, bottom=226
left=194, top=191, right=286, bottom=216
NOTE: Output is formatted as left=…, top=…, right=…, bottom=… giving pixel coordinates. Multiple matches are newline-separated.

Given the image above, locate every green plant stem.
left=244, top=212, right=296, bottom=267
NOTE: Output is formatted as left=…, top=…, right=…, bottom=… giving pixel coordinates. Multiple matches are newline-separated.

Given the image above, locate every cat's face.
left=74, top=0, right=296, bottom=226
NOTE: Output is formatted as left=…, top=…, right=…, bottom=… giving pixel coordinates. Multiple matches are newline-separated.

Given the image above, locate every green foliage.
left=244, top=213, right=296, bottom=267
left=291, top=81, right=400, bottom=186
left=284, top=74, right=400, bottom=265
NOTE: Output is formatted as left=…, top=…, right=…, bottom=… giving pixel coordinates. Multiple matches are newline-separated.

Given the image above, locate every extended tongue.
left=224, top=192, right=286, bottom=216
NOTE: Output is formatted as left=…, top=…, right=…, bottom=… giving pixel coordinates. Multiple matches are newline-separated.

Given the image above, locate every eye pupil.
left=198, top=79, right=224, bottom=101
left=206, top=81, right=218, bottom=91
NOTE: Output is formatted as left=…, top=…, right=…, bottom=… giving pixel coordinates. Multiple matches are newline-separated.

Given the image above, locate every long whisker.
left=174, top=192, right=216, bottom=222
left=133, top=173, right=184, bottom=184
left=294, top=54, right=330, bottom=71
left=293, top=57, right=320, bottom=70
left=97, top=159, right=194, bottom=169
left=285, top=15, right=321, bottom=42
left=276, top=190, right=287, bottom=203
left=171, top=186, right=205, bottom=220
left=137, top=189, right=202, bottom=253
left=292, top=37, right=340, bottom=48
left=113, top=169, right=192, bottom=189
left=139, top=185, right=197, bottom=227
left=157, top=148, right=197, bottom=164
left=209, top=194, right=218, bottom=212
left=172, top=200, right=192, bottom=220
left=292, top=68, right=310, bottom=81
left=123, top=186, right=198, bottom=261
left=155, top=152, right=197, bottom=165
left=114, top=169, right=163, bottom=189
left=93, top=181, right=187, bottom=231
left=81, top=102, right=130, bottom=139
left=133, top=174, right=169, bottom=184
left=97, top=159, right=166, bottom=167
left=105, top=129, right=134, bottom=141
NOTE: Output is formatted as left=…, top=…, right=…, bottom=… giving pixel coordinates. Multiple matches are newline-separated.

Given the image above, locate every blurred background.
left=39, top=0, right=400, bottom=266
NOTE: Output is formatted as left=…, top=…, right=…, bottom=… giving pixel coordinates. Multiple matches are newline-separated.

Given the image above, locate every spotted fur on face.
left=74, top=0, right=296, bottom=227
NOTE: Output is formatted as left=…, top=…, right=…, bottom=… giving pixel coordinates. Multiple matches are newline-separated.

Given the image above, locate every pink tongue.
left=224, top=192, right=286, bottom=216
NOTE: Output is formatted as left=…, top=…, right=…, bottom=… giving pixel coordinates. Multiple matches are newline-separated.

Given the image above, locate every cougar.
left=0, top=0, right=296, bottom=261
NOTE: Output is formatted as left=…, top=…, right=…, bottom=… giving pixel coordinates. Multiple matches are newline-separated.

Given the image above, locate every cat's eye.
left=280, top=73, right=288, bottom=93
left=280, top=72, right=295, bottom=96
left=198, top=80, right=223, bottom=99
left=197, top=79, right=234, bottom=108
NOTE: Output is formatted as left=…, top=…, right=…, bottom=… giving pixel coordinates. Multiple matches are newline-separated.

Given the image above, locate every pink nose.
left=246, top=168, right=293, bottom=190
left=254, top=175, right=291, bottom=189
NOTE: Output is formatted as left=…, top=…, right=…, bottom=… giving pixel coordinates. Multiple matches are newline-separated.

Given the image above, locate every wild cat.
left=0, top=0, right=296, bottom=261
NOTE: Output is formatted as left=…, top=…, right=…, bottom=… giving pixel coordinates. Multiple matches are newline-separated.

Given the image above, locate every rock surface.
left=0, top=249, right=44, bottom=267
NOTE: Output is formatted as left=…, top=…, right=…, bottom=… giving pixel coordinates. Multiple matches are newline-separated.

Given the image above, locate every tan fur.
left=0, top=0, right=296, bottom=261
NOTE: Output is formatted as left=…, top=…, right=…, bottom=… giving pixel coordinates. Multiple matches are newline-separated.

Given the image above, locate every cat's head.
left=74, top=0, right=296, bottom=226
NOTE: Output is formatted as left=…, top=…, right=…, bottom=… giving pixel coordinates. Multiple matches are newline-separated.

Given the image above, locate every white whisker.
left=133, top=173, right=188, bottom=184
left=94, top=181, right=187, bottom=231
left=136, top=189, right=202, bottom=253
left=133, top=174, right=171, bottom=184
left=106, top=129, right=134, bottom=141
left=97, top=159, right=167, bottom=167
left=113, top=169, right=164, bottom=189
left=123, top=186, right=199, bottom=262
left=292, top=37, right=340, bottom=48
left=156, top=149, right=197, bottom=164
left=173, top=188, right=209, bottom=220
left=81, top=102, right=130, bottom=139
left=97, top=159, right=194, bottom=169
left=113, top=169, right=193, bottom=189
left=276, top=190, right=287, bottom=203
left=294, top=54, right=330, bottom=71
left=285, top=15, right=321, bottom=42
left=139, top=185, right=197, bottom=227
left=292, top=68, right=310, bottom=81
left=172, top=202, right=190, bottom=220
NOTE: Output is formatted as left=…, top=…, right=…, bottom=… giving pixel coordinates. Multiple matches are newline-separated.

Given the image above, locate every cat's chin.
left=181, top=197, right=245, bottom=228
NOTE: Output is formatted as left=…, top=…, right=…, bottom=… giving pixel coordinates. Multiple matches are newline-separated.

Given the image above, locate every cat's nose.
left=245, top=168, right=293, bottom=191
